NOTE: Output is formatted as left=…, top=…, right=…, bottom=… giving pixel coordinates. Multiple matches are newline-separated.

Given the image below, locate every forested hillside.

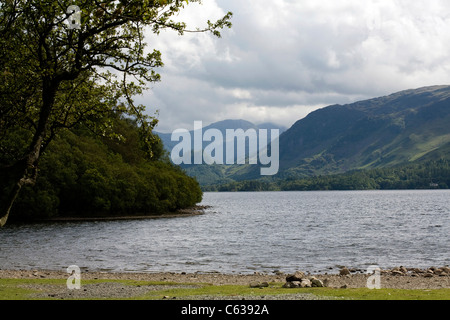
left=205, top=159, right=450, bottom=191
left=7, top=117, right=202, bottom=222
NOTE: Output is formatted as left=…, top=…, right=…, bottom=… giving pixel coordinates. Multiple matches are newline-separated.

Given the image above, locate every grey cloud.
left=142, top=0, right=450, bottom=132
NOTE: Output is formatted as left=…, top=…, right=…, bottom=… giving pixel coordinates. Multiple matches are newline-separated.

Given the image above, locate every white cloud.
left=142, top=0, right=450, bottom=132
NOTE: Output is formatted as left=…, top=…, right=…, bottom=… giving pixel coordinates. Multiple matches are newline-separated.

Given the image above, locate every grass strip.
left=1, top=278, right=449, bottom=300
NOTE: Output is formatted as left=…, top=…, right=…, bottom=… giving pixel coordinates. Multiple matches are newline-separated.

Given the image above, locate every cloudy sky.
left=139, top=0, right=450, bottom=133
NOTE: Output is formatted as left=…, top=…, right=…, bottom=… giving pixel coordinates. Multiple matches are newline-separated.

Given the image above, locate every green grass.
left=1, top=278, right=449, bottom=300
left=0, top=279, right=40, bottom=300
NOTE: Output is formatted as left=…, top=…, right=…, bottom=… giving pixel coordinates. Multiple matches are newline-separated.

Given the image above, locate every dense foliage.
left=0, top=0, right=231, bottom=226
left=204, top=159, right=450, bottom=192
left=8, top=117, right=202, bottom=222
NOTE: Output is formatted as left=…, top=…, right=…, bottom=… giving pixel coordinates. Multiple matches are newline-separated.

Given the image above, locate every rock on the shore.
left=310, top=278, right=324, bottom=287
left=339, top=267, right=351, bottom=276
left=283, top=271, right=326, bottom=288
left=249, top=282, right=269, bottom=288
left=385, top=266, right=450, bottom=277
left=281, top=266, right=449, bottom=290
left=286, top=271, right=305, bottom=282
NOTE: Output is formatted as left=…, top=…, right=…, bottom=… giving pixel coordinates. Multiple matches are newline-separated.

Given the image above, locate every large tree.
left=0, top=0, right=232, bottom=226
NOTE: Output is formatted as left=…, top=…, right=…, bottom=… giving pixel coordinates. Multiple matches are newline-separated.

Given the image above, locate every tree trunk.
left=0, top=146, right=41, bottom=226
left=0, top=79, right=55, bottom=226
left=0, top=175, right=23, bottom=227
left=0, top=160, right=29, bottom=226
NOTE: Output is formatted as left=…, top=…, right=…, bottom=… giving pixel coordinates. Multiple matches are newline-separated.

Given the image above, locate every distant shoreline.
left=13, top=205, right=210, bottom=224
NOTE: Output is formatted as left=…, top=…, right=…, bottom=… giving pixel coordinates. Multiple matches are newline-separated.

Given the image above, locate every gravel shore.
left=1, top=267, right=449, bottom=300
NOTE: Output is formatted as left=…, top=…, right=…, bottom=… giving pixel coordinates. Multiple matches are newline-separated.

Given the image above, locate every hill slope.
left=278, top=85, right=450, bottom=178
left=157, top=86, right=450, bottom=185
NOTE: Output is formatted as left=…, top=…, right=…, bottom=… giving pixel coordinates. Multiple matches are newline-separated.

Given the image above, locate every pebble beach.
left=1, top=266, right=449, bottom=300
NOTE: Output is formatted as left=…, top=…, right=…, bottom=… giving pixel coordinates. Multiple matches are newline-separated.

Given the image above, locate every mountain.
left=156, top=119, right=287, bottom=152
left=157, top=86, right=450, bottom=186
left=278, top=85, right=450, bottom=178
left=155, top=119, right=287, bottom=185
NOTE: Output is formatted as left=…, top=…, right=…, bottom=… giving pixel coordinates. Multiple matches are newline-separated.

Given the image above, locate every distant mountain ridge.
left=157, top=86, right=450, bottom=185
left=156, top=119, right=287, bottom=153
left=155, top=120, right=287, bottom=185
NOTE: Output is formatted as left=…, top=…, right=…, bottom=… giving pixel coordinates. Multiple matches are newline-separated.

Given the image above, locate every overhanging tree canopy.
left=0, top=0, right=232, bottom=226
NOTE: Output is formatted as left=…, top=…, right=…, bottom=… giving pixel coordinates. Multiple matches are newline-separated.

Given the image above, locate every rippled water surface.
left=0, top=190, right=449, bottom=274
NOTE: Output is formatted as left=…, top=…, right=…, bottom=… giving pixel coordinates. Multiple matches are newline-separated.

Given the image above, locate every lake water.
left=0, top=190, right=449, bottom=274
